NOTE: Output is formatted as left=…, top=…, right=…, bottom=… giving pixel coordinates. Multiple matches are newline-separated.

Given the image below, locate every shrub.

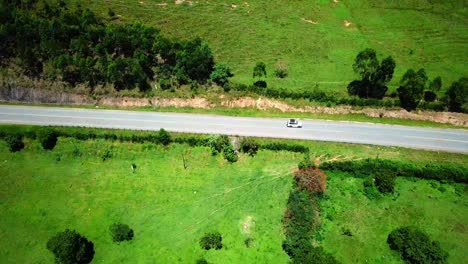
left=363, top=177, right=380, bottom=200
left=159, top=78, right=172, bottom=90
left=46, top=229, right=95, bottom=264
left=298, top=152, right=315, bottom=170
left=293, top=167, right=327, bottom=194
left=387, top=227, right=448, bottom=264
left=196, top=258, right=208, bottom=264
left=244, top=237, right=255, bottom=248
left=445, top=77, right=467, bottom=113
left=109, top=223, right=134, bottom=243
left=223, top=144, right=238, bottom=163
left=157, top=128, right=171, bottom=146
left=239, top=137, right=258, bottom=156
left=210, top=63, right=233, bottom=87
left=37, top=128, right=58, bottom=150
left=374, top=173, right=396, bottom=193
left=274, top=61, right=288, bottom=78
left=260, top=142, right=309, bottom=153
left=5, top=133, right=24, bottom=152
left=207, top=135, right=230, bottom=155
left=253, top=80, right=267, bottom=88
left=200, top=232, right=223, bottom=250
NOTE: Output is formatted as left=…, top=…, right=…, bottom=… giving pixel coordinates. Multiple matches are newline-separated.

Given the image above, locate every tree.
left=445, top=77, right=467, bottom=113
left=109, top=223, right=134, bottom=243
left=348, top=48, right=395, bottom=99
left=200, top=232, right=223, bottom=250
left=293, top=167, right=327, bottom=194
left=210, top=63, right=233, bottom=88
left=37, top=128, right=58, bottom=150
left=253, top=62, right=267, bottom=79
left=46, top=229, right=95, bottom=264
left=397, top=68, right=427, bottom=111
left=424, top=76, right=442, bottom=102
left=175, top=37, right=214, bottom=83
left=5, top=133, right=25, bottom=152
left=387, top=227, right=448, bottom=264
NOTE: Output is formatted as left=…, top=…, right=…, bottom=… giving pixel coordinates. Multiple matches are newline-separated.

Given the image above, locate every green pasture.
left=69, top=0, right=468, bottom=94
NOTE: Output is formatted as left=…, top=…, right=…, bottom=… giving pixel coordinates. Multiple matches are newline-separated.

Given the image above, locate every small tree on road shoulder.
left=37, top=128, right=58, bottom=150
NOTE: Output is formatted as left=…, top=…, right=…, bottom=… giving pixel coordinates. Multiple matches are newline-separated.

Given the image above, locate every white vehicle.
left=286, top=119, right=302, bottom=128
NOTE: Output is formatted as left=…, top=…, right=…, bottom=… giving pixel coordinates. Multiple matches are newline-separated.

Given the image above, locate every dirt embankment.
left=0, top=87, right=466, bottom=127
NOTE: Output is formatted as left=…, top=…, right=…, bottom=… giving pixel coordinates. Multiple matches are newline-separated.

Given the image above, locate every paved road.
left=0, top=105, right=467, bottom=153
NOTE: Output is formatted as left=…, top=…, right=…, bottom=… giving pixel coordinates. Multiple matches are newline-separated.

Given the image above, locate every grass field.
left=0, top=127, right=467, bottom=263
left=68, top=0, right=468, bottom=94
left=0, top=138, right=300, bottom=263
left=319, top=172, right=468, bottom=263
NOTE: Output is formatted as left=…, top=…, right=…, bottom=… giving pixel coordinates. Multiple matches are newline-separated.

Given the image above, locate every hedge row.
left=259, top=142, right=309, bottom=153
left=231, top=83, right=449, bottom=111
left=320, top=158, right=468, bottom=183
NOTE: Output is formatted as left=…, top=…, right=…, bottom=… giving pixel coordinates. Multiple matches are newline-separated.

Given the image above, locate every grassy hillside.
left=70, top=0, right=468, bottom=95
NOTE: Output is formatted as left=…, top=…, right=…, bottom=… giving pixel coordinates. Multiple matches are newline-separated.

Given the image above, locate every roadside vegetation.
left=0, top=125, right=466, bottom=263
left=1, top=1, right=466, bottom=115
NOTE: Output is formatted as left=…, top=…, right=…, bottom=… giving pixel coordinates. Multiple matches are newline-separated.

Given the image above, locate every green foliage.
left=274, top=61, right=288, bottom=78
left=199, top=232, right=223, bottom=250
left=387, top=227, right=448, bottom=264
left=5, top=133, right=24, bottom=152
left=429, top=76, right=442, bottom=92
left=196, top=258, right=208, bottom=264
left=260, top=142, right=309, bottom=153
left=109, top=223, right=134, bottom=243
left=445, top=77, right=467, bottom=113
left=210, top=63, right=233, bottom=87
left=253, top=80, right=267, bottom=88
left=320, top=158, right=468, bottom=183
left=37, top=128, right=58, bottom=150
left=424, top=90, right=437, bottom=102
left=157, top=128, right=172, bottom=146
left=253, top=62, right=267, bottom=79
left=374, top=173, right=396, bottom=194
left=207, top=135, right=230, bottom=155
left=222, top=144, right=238, bottom=163
left=298, top=152, right=315, bottom=169
left=239, top=137, right=259, bottom=156
left=2, top=2, right=216, bottom=91
left=46, top=229, right=95, bottom=264
left=397, top=68, right=428, bottom=111
left=362, top=177, right=381, bottom=200
left=348, top=49, right=395, bottom=99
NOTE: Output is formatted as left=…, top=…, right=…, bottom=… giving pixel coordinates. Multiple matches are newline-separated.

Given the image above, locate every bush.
left=200, top=232, right=223, bottom=250
left=446, top=77, right=467, bottom=113
left=260, top=142, right=309, bottom=153
left=210, top=63, right=233, bottom=87
left=207, top=135, right=230, bottom=155
left=298, top=152, right=315, bottom=169
left=239, top=137, right=259, bottom=156
left=223, top=144, right=238, bottom=163
left=46, top=229, right=95, bottom=264
left=157, top=128, right=171, bottom=146
left=293, top=167, right=327, bottom=194
left=253, top=80, right=267, bottom=88
left=363, top=177, right=381, bottom=200
left=5, top=133, right=24, bottom=152
left=374, top=173, right=396, bottom=193
left=387, top=227, right=448, bottom=264
left=196, top=258, right=208, bottom=264
left=37, top=128, right=58, bottom=150
left=109, top=223, right=134, bottom=243
left=320, top=158, right=467, bottom=183
left=274, top=61, right=288, bottom=78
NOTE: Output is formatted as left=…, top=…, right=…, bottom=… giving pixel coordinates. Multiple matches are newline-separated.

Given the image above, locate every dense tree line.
left=0, top=0, right=217, bottom=91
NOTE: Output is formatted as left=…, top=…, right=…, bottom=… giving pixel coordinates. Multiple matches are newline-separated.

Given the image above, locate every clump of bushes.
left=46, top=229, right=95, bottom=264
left=320, top=158, right=467, bottom=183
left=387, top=227, right=448, bottom=264
left=109, top=223, right=134, bottom=243
left=200, top=232, right=223, bottom=250
left=157, top=128, right=172, bottom=146
left=5, top=133, right=24, bottom=152
left=37, top=128, right=58, bottom=150
left=207, top=135, right=230, bottom=155
left=293, top=167, right=327, bottom=194
left=374, top=172, right=396, bottom=193
left=223, top=144, right=238, bottom=163
left=260, top=142, right=309, bottom=153
left=239, top=137, right=259, bottom=156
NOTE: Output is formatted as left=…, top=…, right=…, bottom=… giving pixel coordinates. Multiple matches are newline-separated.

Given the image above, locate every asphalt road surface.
left=0, top=105, right=467, bottom=153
